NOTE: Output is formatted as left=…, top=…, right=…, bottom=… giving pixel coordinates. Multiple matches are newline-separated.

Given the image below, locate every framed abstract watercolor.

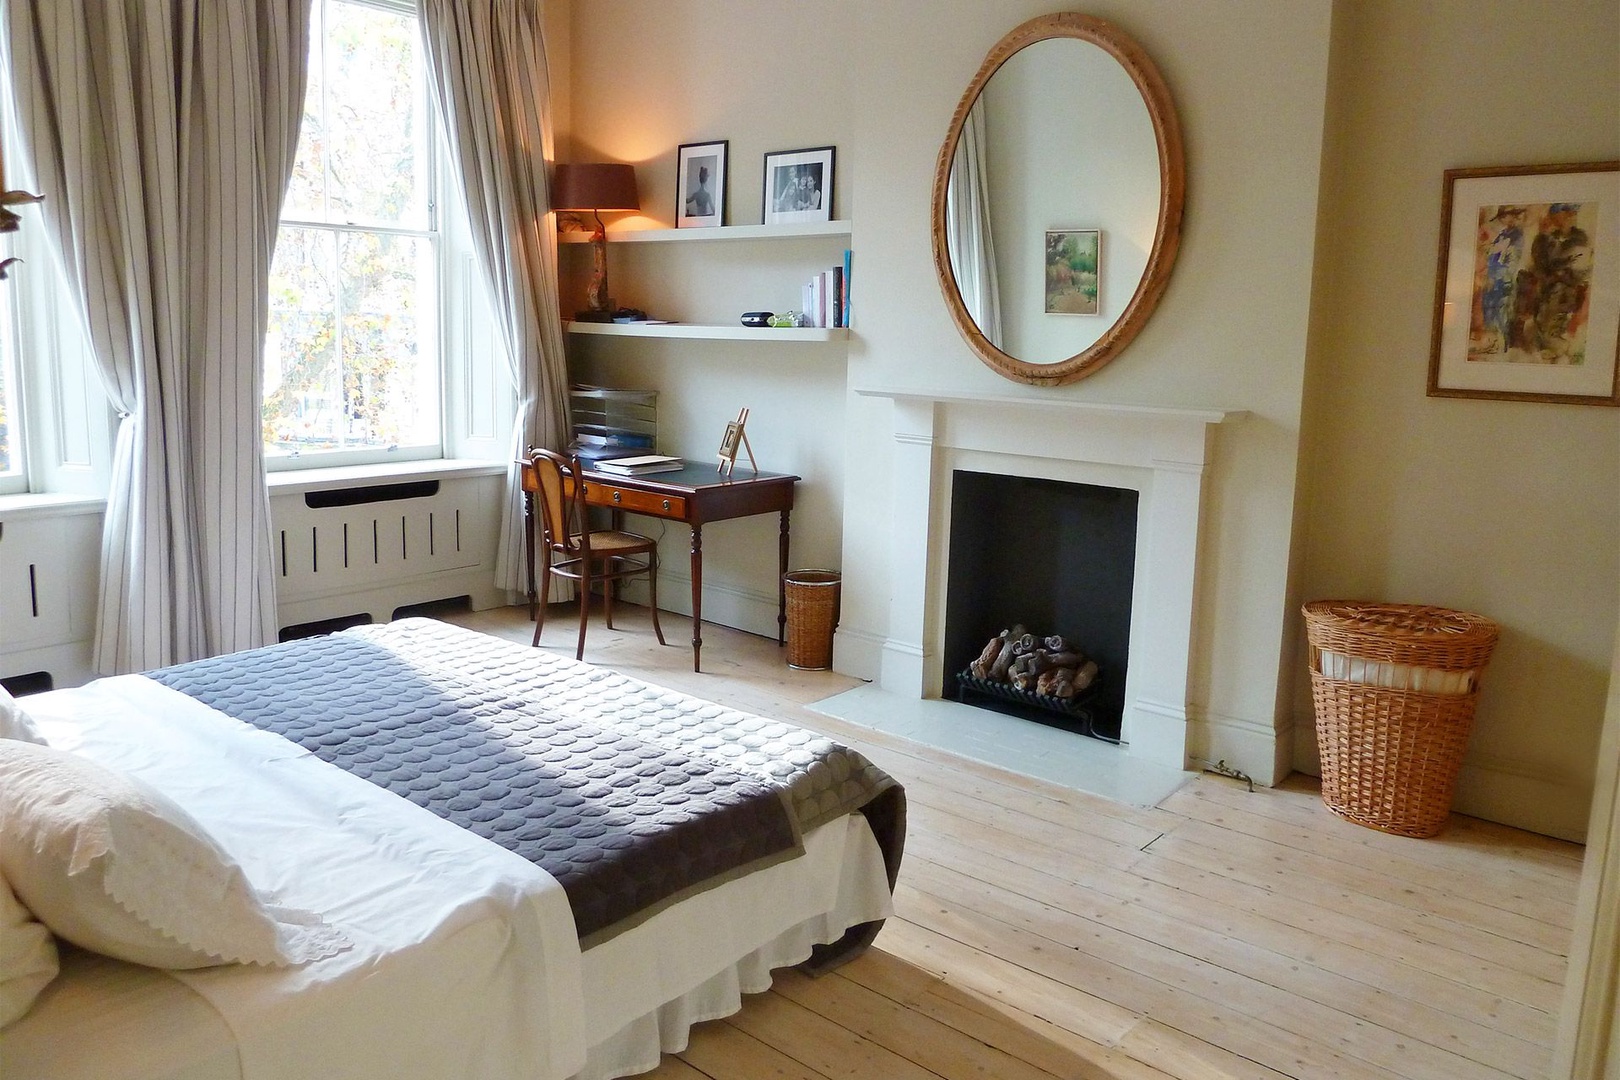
left=1428, top=162, right=1619, bottom=405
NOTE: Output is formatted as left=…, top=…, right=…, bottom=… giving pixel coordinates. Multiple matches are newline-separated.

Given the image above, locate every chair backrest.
left=528, top=448, right=587, bottom=557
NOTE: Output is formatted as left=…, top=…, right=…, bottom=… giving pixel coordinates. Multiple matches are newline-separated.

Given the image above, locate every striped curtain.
left=946, top=98, right=1003, bottom=349
left=418, top=0, right=572, bottom=595
left=4, top=1, right=309, bottom=672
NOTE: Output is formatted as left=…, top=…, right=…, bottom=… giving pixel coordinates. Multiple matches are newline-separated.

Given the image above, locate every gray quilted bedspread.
left=148, top=618, right=903, bottom=958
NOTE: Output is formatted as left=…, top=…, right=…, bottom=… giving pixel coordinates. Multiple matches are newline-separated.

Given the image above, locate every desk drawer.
left=585, top=483, right=686, bottom=519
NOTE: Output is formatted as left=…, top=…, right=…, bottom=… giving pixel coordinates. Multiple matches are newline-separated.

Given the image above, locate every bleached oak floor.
left=444, top=603, right=1583, bottom=1080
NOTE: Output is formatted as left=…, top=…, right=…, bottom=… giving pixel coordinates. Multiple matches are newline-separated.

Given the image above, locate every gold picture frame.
left=717, top=407, right=756, bottom=477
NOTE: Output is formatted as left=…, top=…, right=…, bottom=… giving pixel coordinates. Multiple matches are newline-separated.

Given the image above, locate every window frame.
left=263, top=0, right=449, bottom=473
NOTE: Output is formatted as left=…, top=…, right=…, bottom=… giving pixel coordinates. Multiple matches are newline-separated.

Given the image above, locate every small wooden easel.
left=716, top=407, right=757, bottom=477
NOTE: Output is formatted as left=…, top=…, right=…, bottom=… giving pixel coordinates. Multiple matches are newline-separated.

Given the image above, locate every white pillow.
left=0, top=873, right=58, bottom=1028
left=0, top=684, right=48, bottom=745
left=0, top=740, right=348, bottom=969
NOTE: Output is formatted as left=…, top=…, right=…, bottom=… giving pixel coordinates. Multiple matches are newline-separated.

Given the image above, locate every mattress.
left=3, top=815, right=889, bottom=1080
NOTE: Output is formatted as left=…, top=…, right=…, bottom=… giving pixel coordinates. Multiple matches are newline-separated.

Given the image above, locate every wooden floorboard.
left=443, top=604, right=1585, bottom=1080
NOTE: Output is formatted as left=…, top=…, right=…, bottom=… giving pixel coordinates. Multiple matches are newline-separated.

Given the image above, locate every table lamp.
left=552, top=162, right=640, bottom=321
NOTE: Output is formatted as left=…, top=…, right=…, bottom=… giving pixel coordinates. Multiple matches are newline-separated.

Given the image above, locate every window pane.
left=285, top=0, right=431, bottom=230
left=0, top=344, right=13, bottom=478
left=264, top=227, right=340, bottom=453
left=335, top=230, right=439, bottom=450
left=0, top=272, right=20, bottom=482
left=281, top=1, right=326, bottom=220
left=263, top=227, right=438, bottom=458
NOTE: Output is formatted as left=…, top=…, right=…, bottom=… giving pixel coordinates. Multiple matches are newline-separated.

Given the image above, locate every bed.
left=0, top=618, right=905, bottom=1080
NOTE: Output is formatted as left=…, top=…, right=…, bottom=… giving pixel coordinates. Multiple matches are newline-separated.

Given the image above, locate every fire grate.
left=954, top=668, right=1117, bottom=743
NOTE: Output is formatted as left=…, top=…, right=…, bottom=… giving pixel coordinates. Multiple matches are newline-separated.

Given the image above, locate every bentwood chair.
left=525, top=448, right=667, bottom=658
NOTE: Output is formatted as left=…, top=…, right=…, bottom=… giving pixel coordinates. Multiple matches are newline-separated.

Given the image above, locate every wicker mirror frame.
left=930, top=13, right=1186, bottom=386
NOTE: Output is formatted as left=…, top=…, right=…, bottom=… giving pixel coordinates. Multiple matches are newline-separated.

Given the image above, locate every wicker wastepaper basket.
left=1302, top=600, right=1499, bottom=838
left=784, top=570, right=841, bottom=670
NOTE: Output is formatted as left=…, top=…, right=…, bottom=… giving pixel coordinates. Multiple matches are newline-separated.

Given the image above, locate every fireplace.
left=944, top=471, right=1138, bottom=741
left=855, top=386, right=1241, bottom=771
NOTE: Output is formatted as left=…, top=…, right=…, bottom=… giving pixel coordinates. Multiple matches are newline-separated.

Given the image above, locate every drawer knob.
left=662, top=499, right=671, bottom=511
left=612, top=491, right=622, bottom=503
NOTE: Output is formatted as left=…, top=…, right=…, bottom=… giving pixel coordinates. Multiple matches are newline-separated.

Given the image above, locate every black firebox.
left=942, top=471, right=1138, bottom=742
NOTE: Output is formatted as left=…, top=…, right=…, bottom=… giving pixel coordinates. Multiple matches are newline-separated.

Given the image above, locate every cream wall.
left=560, top=0, right=1332, bottom=788
left=844, top=0, right=1332, bottom=788
left=1299, top=0, right=1620, bottom=841
left=557, top=1, right=854, bottom=639
left=557, top=0, right=1616, bottom=837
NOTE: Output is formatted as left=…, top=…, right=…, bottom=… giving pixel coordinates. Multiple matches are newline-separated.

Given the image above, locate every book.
left=596, top=462, right=685, bottom=475
left=594, top=454, right=685, bottom=475
left=842, top=249, right=852, bottom=327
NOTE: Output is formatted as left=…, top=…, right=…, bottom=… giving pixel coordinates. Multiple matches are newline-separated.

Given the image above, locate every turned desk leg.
left=778, top=509, right=791, bottom=646
left=689, top=524, right=704, bottom=672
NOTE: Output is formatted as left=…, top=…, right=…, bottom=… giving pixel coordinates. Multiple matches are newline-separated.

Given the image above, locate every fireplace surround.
left=855, top=387, right=1241, bottom=771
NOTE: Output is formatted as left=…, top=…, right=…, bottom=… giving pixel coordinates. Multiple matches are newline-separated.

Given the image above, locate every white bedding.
left=1, top=673, right=893, bottom=1080
left=11, top=675, right=586, bottom=1080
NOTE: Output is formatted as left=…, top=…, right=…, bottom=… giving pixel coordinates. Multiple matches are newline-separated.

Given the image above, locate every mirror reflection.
left=946, top=37, right=1159, bottom=364
left=932, top=14, right=1184, bottom=386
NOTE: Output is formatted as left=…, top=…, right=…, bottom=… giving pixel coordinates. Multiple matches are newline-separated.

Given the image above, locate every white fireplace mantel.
left=854, top=385, right=1245, bottom=771
left=855, top=385, right=1237, bottom=425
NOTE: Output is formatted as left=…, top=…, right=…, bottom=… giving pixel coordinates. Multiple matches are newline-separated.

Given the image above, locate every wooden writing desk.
left=520, top=460, right=799, bottom=671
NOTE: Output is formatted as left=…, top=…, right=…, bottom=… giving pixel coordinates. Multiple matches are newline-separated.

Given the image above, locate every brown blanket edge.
left=796, top=782, right=907, bottom=975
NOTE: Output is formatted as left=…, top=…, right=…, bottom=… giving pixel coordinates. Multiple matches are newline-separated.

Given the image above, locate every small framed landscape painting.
left=676, top=140, right=727, bottom=228
left=762, top=146, right=834, bottom=226
left=1044, top=229, right=1101, bottom=316
left=1429, top=161, right=1619, bottom=405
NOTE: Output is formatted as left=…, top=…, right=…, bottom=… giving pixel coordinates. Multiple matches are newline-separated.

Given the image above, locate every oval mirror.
left=931, top=13, right=1185, bottom=385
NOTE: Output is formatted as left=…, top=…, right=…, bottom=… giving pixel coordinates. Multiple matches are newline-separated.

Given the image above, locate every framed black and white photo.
left=762, top=146, right=834, bottom=226
left=676, top=140, right=727, bottom=228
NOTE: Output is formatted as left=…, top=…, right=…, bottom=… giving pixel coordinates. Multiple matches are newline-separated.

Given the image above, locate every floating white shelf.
left=559, top=221, right=851, bottom=245
left=568, top=321, right=848, bottom=342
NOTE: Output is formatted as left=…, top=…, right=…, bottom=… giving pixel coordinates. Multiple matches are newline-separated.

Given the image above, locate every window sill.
left=0, top=492, right=107, bottom=521
left=0, top=460, right=511, bottom=518
left=265, top=457, right=509, bottom=496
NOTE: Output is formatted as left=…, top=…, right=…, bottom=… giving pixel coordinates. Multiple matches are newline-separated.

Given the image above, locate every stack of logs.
left=968, top=625, right=1099, bottom=700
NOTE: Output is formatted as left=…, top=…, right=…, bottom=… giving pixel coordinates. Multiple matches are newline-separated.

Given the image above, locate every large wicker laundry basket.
left=1302, top=600, right=1499, bottom=838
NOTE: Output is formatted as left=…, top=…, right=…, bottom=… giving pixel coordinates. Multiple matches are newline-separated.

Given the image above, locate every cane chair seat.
left=524, top=448, right=667, bottom=659
left=560, top=530, right=656, bottom=556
